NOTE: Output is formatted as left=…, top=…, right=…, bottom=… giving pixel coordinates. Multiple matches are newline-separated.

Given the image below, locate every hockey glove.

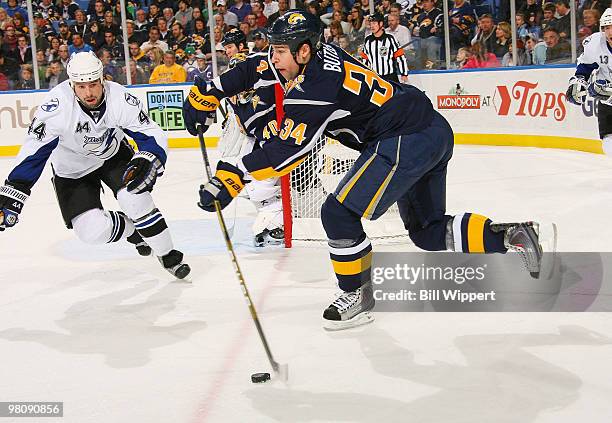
left=183, top=77, right=221, bottom=136
left=122, top=151, right=165, bottom=194
left=0, top=181, right=30, bottom=231
left=198, top=161, right=246, bottom=212
left=588, top=79, right=612, bottom=102
left=566, top=75, right=588, bottom=105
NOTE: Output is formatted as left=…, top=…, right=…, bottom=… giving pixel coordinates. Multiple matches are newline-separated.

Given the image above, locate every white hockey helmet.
left=601, top=8, right=612, bottom=30
left=67, top=51, right=104, bottom=84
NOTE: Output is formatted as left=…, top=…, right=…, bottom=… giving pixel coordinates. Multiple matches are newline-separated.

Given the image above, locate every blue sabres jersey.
left=209, top=43, right=434, bottom=180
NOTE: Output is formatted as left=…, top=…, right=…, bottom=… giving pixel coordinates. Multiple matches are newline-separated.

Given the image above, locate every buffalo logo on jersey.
left=188, top=86, right=221, bottom=112
left=256, top=60, right=269, bottom=74
left=40, top=98, right=59, bottom=112
left=287, top=13, right=306, bottom=24
left=284, top=74, right=305, bottom=94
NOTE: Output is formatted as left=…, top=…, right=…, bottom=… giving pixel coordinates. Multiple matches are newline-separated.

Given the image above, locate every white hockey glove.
left=0, top=182, right=29, bottom=231
left=588, top=79, right=612, bottom=102
left=566, top=75, right=588, bottom=105
left=122, top=151, right=165, bottom=194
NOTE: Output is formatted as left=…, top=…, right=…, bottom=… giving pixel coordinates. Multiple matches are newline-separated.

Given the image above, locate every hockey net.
left=281, top=135, right=409, bottom=246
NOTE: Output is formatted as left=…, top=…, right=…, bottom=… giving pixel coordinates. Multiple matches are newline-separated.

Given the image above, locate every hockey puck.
left=251, top=372, right=271, bottom=383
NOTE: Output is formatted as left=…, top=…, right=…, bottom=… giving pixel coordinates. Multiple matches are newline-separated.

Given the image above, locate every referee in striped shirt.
left=360, top=12, right=409, bottom=83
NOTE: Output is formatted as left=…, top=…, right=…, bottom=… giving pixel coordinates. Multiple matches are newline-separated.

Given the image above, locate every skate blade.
left=538, top=222, right=558, bottom=280
left=167, top=263, right=191, bottom=280
left=323, top=311, right=375, bottom=331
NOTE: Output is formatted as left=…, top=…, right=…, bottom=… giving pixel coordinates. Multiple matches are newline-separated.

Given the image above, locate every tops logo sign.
left=437, top=84, right=482, bottom=109
left=495, top=81, right=566, bottom=121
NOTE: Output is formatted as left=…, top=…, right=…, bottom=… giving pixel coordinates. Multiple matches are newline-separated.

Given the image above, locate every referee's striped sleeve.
left=389, top=34, right=409, bottom=76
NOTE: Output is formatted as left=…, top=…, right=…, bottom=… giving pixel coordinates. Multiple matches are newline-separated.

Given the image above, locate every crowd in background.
left=0, top=0, right=607, bottom=90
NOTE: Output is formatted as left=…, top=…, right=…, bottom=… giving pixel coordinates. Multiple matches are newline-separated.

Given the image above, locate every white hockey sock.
left=72, top=209, right=135, bottom=244
left=117, top=188, right=174, bottom=257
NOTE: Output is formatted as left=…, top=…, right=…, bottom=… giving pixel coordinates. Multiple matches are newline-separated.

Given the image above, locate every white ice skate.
left=323, top=282, right=375, bottom=331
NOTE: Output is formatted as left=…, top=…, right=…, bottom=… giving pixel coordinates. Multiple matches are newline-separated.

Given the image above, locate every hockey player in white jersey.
left=567, top=8, right=612, bottom=149
left=0, top=52, right=190, bottom=279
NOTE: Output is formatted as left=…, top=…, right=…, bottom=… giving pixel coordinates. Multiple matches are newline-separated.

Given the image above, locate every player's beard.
left=75, top=84, right=106, bottom=110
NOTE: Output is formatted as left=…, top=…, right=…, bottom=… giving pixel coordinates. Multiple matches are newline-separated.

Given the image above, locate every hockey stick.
left=197, top=124, right=288, bottom=382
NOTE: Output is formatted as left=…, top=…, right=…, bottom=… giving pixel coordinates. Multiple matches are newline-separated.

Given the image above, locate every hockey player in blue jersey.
left=183, top=10, right=545, bottom=330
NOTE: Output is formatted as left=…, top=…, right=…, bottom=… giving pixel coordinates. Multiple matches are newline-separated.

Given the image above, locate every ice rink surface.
left=1, top=145, right=612, bottom=422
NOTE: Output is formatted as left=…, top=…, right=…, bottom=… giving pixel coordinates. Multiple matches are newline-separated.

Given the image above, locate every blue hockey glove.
left=198, top=161, right=246, bottom=212
left=566, top=75, right=588, bottom=105
left=122, top=151, right=164, bottom=194
left=0, top=182, right=29, bottom=231
left=183, top=76, right=220, bottom=136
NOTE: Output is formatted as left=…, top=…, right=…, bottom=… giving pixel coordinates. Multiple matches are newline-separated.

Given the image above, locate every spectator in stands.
left=123, top=20, right=138, bottom=44
left=36, top=0, right=59, bottom=20
left=0, top=8, right=13, bottom=32
left=553, top=0, right=571, bottom=39
left=175, top=0, right=193, bottom=29
left=263, top=0, right=280, bottom=18
left=306, top=2, right=322, bottom=19
left=71, top=9, right=88, bottom=38
left=413, top=0, right=442, bottom=68
left=60, top=0, right=79, bottom=21
left=10, top=34, right=31, bottom=65
left=216, top=0, right=238, bottom=28
left=193, top=17, right=208, bottom=39
left=56, top=21, right=72, bottom=45
left=346, top=5, right=366, bottom=44
left=90, top=1, right=107, bottom=24
left=462, top=41, right=499, bottom=68
left=45, top=36, right=61, bottom=61
left=543, top=26, right=570, bottom=63
left=582, top=9, right=600, bottom=34
left=163, top=7, right=176, bottom=28
left=99, top=48, right=119, bottom=80
left=186, top=52, right=213, bottom=82
left=118, top=59, right=148, bottom=84
left=6, top=0, right=27, bottom=22
left=129, top=41, right=150, bottom=65
left=471, top=14, right=496, bottom=54
left=101, top=30, right=125, bottom=61
left=579, top=0, right=608, bottom=19
left=151, top=0, right=175, bottom=12
left=516, top=12, right=530, bottom=39
left=157, top=17, right=171, bottom=41
left=181, top=45, right=196, bottom=70
left=325, top=20, right=344, bottom=45
left=494, top=21, right=511, bottom=58
left=149, top=50, right=186, bottom=83
left=540, top=3, right=557, bottom=32
left=389, top=3, right=410, bottom=28
left=12, top=13, right=27, bottom=36
left=251, top=2, right=268, bottom=28
left=502, top=39, right=528, bottom=66
left=168, top=22, right=191, bottom=53
left=386, top=13, right=411, bottom=51
left=69, top=33, right=92, bottom=54
left=147, top=46, right=164, bottom=69
left=452, top=46, right=472, bottom=68
left=141, top=26, right=169, bottom=53
left=133, top=9, right=150, bottom=39
left=449, top=0, right=476, bottom=53
left=34, top=26, right=50, bottom=52
left=147, top=4, right=161, bottom=23
left=230, top=0, right=252, bottom=23
left=36, top=49, right=47, bottom=79
left=44, top=59, right=68, bottom=88
left=101, top=10, right=120, bottom=36
left=522, top=33, right=545, bottom=64
left=84, top=21, right=104, bottom=50
left=252, top=28, right=269, bottom=52
left=518, top=0, right=541, bottom=24
left=57, top=44, right=70, bottom=68
left=16, top=64, right=34, bottom=90
left=2, top=25, right=18, bottom=55
left=240, top=21, right=253, bottom=42
left=267, top=0, right=288, bottom=27
left=215, top=13, right=229, bottom=34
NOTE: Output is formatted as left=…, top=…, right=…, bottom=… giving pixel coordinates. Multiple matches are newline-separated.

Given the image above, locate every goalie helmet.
left=601, top=8, right=612, bottom=30
left=67, top=51, right=104, bottom=84
left=269, top=10, right=321, bottom=54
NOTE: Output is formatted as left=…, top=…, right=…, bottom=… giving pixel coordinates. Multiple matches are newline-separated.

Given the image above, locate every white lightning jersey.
left=8, top=80, right=168, bottom=188
left=577, top=32, right=612, bottom=105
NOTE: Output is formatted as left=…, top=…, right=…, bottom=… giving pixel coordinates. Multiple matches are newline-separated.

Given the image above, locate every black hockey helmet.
left=368, top=12, right=384, bottom=23
left=222, top=28, right=246, bottom=48
left=269, top=10, right=321, bottom=54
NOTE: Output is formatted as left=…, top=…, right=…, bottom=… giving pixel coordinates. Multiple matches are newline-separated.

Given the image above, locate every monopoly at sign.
left=437, top=94, right=481, bottom=109
left=146, top=90, right=186, bottom=131
left=495, top=81, right=567, bottom=121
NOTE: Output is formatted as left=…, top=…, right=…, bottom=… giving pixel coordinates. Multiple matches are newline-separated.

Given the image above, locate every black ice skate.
left=127, top=231, right=152, bottom=256
left=323, top=282, right=375, bottom=330
left=158, top=250, right=191, bottom=279
left=254, top=227, right=284, bottom=247
left=491, top=222, right=543, bottom=278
